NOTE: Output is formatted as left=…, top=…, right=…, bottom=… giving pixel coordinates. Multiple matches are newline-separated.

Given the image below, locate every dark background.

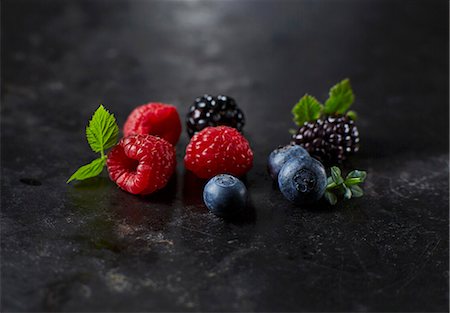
left=1, top=0, right=449, bottom=312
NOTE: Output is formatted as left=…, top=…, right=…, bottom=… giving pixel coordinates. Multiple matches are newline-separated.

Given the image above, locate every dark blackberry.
left=291, top=115, right=359, bottom=164
left=186, top=94, right=245, bottom=137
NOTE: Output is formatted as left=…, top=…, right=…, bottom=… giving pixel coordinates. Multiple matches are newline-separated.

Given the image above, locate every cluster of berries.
left=69, top=79, right=366, bottom=216
left=106, top=96, right=253, bottom=197
left=265, top=79, right=366, bottom=205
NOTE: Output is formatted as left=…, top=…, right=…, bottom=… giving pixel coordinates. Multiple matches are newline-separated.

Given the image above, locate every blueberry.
left=268, top=144, right=309, bottom=179
left=203, top=174, right=248, bottom=217
left=278, top=157, right=327, bottom=205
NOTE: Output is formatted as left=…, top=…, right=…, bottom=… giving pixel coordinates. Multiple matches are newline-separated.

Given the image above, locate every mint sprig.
left=324, top=166, right=366, bottom=205
left=67, top=105, right=119, bottom=183
left=292, top=78, right=356, bottom=128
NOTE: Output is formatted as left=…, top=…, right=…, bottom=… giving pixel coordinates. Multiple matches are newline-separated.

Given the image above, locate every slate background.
left=1, top=0, right=449, bottom=312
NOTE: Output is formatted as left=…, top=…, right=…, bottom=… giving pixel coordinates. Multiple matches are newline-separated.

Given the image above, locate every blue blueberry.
left=203, top=174, right=248, bottom=217
left=278, top=157, right=327, bottom=205
left=268, top=144, right=309, bottom=179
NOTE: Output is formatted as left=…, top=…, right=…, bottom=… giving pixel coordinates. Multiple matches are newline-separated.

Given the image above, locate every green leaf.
left=330, top=166, right=344, bottom=185
left=324, top=191, right=337, bottom=205
left=325, top=167, right=367, bottom=204
left=343, top=185, right=352, bottom=199
left=327, top=176, right=334, bottom=186
left=292, top=94, right=323, bottom=126
left=345, top=177, right=364, bottom=185
left=346, top=170, right=367, bottom=182
left=346, top=110, right=357, bottom=120
left=324, top=79, right=355, bottom=114
left=349, top=185, right=364, bottom=197
left=86, top=105, right=119, bottom=154
left=67, top=157, right=106, bottom=183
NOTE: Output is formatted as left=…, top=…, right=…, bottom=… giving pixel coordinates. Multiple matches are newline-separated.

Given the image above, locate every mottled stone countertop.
left=1, top=0, right=448, bottom=311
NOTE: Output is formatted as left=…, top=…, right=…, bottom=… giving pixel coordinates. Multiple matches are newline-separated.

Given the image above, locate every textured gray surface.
left=1, top=0, right=449, bottom=311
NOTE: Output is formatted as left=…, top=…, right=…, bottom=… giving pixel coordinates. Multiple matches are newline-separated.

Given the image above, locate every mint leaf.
left=345, top=177, right=364, bottom=185
left=292, top=94, right=323, bottom=126
left=324, top=191, right=337, bottom=205
left=330, top=166, right=344, bottom=185
left=324, top=79, right=354, bottom=114
left=327, top=176, right=334, bottom=186
left=67, top=157, right=106, bottom=183
left=349, top=185, right=363, bottom=197
left=86, top=105, right=119, bottom=154
left=346, top=170, right=367, bottom=182
left=343, top=185, right=352, bottom=199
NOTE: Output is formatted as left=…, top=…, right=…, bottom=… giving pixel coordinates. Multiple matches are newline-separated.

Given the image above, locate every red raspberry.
left=123, top=103, right=181, bottom=145
left=107, top=134, right=176, bottom=195
left=184, top=126, right=253, bottom=179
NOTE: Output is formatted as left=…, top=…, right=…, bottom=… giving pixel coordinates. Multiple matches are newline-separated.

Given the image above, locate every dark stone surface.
left=1, top=0, right=448, bottom=311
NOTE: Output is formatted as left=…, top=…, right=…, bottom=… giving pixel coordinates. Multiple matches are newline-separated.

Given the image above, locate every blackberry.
left=291, top=115, right=359, bottom=164
left=186, top=94, right=245, bottom=137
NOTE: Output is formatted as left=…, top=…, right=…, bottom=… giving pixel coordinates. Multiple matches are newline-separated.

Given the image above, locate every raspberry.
left=184, top=126, right=253, bottom=179
left=123, top=103, right=181, bottom=145
left=107, top=134, right=176, bottom=195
